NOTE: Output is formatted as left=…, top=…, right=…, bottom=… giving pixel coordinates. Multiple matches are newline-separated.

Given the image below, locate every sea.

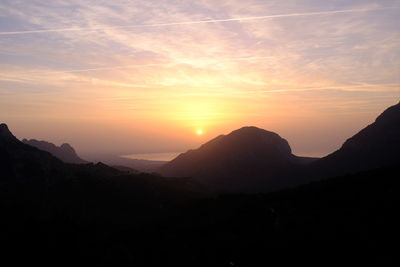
left=120, top=152, right=182, bottom=161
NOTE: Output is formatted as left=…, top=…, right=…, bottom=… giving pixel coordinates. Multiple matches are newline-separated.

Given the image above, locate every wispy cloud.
left=0, top=0, right=399, bottom=155
left=0, top=6, right=395, bottom=35
left=0, top=56, right=274, bottom=77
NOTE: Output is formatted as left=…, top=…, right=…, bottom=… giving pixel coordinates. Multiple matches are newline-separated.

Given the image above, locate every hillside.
left=0, top=123, right=64, bottom=182
left=159, top=126, right=316, bottom=192
left=312, top=101, right=400, bottom=177
left=159, top=102, right=400, bottom=192
left=1, top=120, right=398, bottom=266
left=22, top=139, right=88, bottom=164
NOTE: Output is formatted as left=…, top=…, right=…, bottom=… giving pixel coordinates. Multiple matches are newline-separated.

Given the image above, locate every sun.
left=196, top=129, right=203, bottom=135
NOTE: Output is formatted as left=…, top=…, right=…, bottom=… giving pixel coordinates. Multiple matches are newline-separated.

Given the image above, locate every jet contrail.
left=0, top=7, right=394, bottom=36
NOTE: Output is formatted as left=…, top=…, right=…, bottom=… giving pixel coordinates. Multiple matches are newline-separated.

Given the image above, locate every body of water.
left=121, top=152, right=182, bottom=161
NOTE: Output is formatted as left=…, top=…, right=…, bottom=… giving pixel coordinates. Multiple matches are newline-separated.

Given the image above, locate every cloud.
left=0, top=0, right=399, bottom=155
left=0, top=6, right=395, bottom=35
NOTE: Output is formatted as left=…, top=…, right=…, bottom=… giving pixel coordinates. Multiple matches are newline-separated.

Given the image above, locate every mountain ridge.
left=311, top=101, right=400, bottom=177
left=0, top=123, right=20, bottom=145
left=0, top=123, right=64, bottom=182
left=159, top=101, right=400, bottom=192
left=22, top=138, right=88, bottom=164
left=159, top=126, right=314, bottom=192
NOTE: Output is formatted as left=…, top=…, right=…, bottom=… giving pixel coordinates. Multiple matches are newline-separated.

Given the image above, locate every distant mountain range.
left=21, top=139, right=160, bottom=173
left=0, top=124, right=64, bottom=181
left=1, top=101, right=399, bottom=192
left=159, top=101, right=400, bottom=192
left=0, top=125, right=140, bottom=181
left=22, top=139, right=88, bottom=164
left=1, top=103, right=398, bottom=266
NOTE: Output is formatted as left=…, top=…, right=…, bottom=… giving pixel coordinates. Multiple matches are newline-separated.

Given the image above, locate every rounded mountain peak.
left=159, top=126, right=296, bottom=183
left=230, top=126, right=281, bottom=138
left=197, top=126, right=293, bottom=159
left=227, top=126, right=291, bottom=153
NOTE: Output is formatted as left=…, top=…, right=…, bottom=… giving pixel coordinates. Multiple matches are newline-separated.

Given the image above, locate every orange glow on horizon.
left=1, top=1, right=398, bottom=157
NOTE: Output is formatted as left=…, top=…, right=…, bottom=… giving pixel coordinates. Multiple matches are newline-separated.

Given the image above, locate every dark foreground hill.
left=22, top=138, right=88, bottom=164
left=159, top=126, right=317, bottom=192
left=0, top=122, right=398, bottom=266
left=1, top=153, right=398, bottom=265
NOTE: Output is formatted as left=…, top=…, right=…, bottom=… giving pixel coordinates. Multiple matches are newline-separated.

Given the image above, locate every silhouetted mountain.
left=1, top=122, right=397, bottom=266
left=22, top=139, right=88, bottom=164
left=0, top=123, right=64, bottom=181
left=313, top=101, right=400, bottom=177
left=0, top=123, right=18, bottom=144
left=159, top=126, right=316, bottom=192
left=159, top=102, right=400, bottom=192
left=0, top=123, right=183, bottom=187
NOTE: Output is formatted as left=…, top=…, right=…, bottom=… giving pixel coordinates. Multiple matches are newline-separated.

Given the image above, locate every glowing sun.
left=197, top=129, right=203, bottom=135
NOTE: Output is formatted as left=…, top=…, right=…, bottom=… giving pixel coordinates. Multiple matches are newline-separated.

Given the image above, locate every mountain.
left=313, top=101, right=400, bottom=177
left=1, top=123, right=397, bottom=266
left=0, top=123, right=19, bottom=147
left=22, top=139, right=88, bottom=164
left=159, top=126, right=316, bottom=192
left=0, top=123, right=64, bottom=181
left=159, top=101, right=400, bottom=192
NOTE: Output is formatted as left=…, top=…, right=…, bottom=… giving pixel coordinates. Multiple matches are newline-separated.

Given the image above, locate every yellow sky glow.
left=0, top=0, right=399, bottom=157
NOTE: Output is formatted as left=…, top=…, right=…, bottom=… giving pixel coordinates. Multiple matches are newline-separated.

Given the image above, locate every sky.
left=0, top=0, right=399, bottom=158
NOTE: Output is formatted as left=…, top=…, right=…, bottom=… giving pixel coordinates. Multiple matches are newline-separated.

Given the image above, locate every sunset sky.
left=1, top=0, right=399, bottom=158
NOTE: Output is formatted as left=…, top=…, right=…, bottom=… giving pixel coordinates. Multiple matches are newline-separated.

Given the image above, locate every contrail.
left=0, top=7, right=394, bottom=36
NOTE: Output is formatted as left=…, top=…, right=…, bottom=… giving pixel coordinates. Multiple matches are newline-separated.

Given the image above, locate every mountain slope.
left=159, top=126, right=314, bottom=192
left=159, top=101, right=400, bottom=192
left=0, top=123, right=64, bottom=181
left=1, top=124, right=398, bottom=265
left=313, top=101, right=400, bottom=176
left=22, top=139, right=88, bottom=164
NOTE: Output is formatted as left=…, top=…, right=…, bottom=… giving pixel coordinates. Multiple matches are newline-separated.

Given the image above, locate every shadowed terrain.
left=1, top=1, right=398, bottom=265
left=0, top=102, right=399, bottom=266
left=311, top=101, right=400, bottom=177
left=159, top=126, right=318, bottom=192
left=159, top=102, right=400, bottom=192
